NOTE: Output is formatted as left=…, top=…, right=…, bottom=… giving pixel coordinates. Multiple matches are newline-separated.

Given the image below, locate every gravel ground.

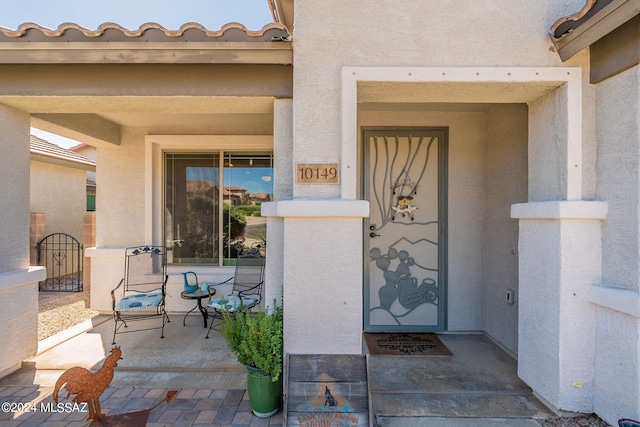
left=538, top=414, right=613, bottom=426
left=38, top=290, right=100, bottom=341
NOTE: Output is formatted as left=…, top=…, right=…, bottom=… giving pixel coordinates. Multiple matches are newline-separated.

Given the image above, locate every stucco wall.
left=0, top=105, right=30, bottom=272
left=30, top=161, right=86, bottom=241
left=0, top=105, right=45, bottom=377
left=597, top=66, right=640, bottom=291
left=528, top=84, right=571, bottom=201
left=264, top=99, right=293, bottom=307
left=0, top=276, right=38, bottom=377
left=517, top=217, right=600, bottom=412
left=97, top=128, right=146, bottom=247
left=593, top=64, right=640, bottom=422
left=593, top=309, right=640, bottom=423
left=483, top=105, right=528, bottom=354
left=283, top=216, right=364, bottom=354
left=74, top=145, right=97, bottom=183
left=291, top=0, right=583, bottom=201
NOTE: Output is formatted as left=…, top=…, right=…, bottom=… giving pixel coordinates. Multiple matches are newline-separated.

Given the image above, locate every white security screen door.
left=363, top=128, right=447, bottom=332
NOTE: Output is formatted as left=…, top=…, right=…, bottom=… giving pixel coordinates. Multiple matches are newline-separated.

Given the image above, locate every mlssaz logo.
left=40, top=402, right=88, bottom=413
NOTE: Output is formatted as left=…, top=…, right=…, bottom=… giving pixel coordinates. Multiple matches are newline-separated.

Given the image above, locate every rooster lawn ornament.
left=53, top=346, right=122, bottom=420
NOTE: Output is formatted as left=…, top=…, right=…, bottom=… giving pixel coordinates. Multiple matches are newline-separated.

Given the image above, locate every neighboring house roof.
left=0, top=22, right=289, bottom=42
left=30, top=135, right=96, bottom=171
left=68, top=142, right=89, bottom=151
left=250, top=193, right=272, bottom=202
left=186, top=181, right=215, bottom=193
left=226, top=186, right=249, bottom=193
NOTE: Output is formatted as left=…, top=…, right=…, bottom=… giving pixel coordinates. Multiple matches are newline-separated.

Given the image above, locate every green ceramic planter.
left=246, top=365, right=283, bottom=418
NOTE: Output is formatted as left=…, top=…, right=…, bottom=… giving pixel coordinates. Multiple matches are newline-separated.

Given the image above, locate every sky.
left=0, top=0, right=272, bottom=32
left=1, top=0, right=273, bottom=149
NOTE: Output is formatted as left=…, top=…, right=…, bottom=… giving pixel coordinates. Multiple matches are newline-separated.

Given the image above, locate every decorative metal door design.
left=36, top=233, right=83, bottom=292
left=364, top=128, right=447, bottom=332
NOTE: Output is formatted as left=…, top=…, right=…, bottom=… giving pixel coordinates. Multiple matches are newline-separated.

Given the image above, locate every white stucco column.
left=263, top=99, right=293, bottom=309
left=0, top=105, right=30, bottom=272
left=512, top=201, right=607, bottom=412
left=262, top=199, right=369, bottom=354
left=0, top=105, right=46, bottom=376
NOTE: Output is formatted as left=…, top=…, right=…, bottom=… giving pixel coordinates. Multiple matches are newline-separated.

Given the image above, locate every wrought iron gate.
left=36, top=233, right=83, bottom=292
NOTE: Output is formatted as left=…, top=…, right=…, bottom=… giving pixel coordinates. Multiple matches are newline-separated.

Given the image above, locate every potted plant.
left=220, top=302, right=283, bottom=417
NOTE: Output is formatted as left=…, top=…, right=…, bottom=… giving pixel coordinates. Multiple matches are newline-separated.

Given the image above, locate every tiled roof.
left=30, top=135, right=95, bottom=168
left=0, top=22, right=289, bottom=42
left=68, top=143, right=89, bottom=151
left=551, top=0, right=615, bottom=39
left=550, top=0, right=639, bottom=61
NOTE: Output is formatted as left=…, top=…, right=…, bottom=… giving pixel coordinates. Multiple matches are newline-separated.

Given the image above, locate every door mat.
left=364, top=333, right=453, bottom=356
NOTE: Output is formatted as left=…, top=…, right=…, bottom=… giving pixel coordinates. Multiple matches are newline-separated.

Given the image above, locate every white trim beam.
left=589, top=284, right=640, bottom=318
left=511, top=201, right=608, bottom=220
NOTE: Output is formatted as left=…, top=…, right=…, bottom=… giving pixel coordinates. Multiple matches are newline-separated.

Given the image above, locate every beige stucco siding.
left=30, top=162, right=86, bottom=241
left=484, top=104, right=528, bottom=353
left=97, top=127, right=146, bottom=247
left=0, top=105, right=45, bottom=377
left=291, top=0, right=584, bottom=200
left=597, top=65, right=640, bottom=291
left=592, top=64, right=640, bottom=423
left=0, top=105, right=30, bottom=272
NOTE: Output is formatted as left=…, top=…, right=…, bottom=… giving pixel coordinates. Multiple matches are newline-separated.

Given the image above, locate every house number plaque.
left=296, top=163, right=339, bottom=184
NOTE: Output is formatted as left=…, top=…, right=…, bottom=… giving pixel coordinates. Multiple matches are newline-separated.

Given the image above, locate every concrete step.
left=0, top=366, right=247, bottom=389
left=367, top=335, right=555, bottom=422
left=377, top=416, right=543, bottom=426
left=371, top=390, right=552, bottom=418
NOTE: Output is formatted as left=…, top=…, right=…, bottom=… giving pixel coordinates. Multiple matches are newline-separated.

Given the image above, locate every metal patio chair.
left=111, top=245, right=170, bottom=344
left=205, top=252, right=265, bottom=339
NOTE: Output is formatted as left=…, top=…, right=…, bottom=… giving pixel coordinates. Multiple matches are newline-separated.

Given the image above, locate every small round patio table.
left=180, top=288, right=216, bottom=328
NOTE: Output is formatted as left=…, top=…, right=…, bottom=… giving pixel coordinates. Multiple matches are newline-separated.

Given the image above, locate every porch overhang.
left=0, top=21, right=292, bottom=146
left=0, top=22, right=292, bottom=65
left=0, top=63, right=292, bottom=147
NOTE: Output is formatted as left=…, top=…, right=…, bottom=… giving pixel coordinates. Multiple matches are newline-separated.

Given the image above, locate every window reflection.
left=165, top=152, right=272, bottom=265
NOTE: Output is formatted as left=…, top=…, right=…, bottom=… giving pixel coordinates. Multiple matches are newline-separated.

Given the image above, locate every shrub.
left=220, top=302, right=283, bottom=382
